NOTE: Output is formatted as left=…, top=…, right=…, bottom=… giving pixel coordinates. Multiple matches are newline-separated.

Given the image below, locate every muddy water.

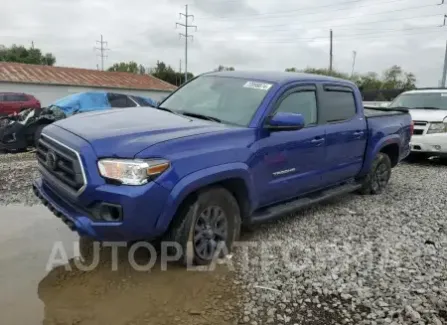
left=0, top=205, right=241, bottom=325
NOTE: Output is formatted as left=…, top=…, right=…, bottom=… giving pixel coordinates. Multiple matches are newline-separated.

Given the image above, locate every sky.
left=0, top=0, right=446, bottom=86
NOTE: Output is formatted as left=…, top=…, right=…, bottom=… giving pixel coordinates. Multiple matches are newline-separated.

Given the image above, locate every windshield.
left=159, top=75, right=274, bottom=126
left=389, top=92, right=447, bottom=110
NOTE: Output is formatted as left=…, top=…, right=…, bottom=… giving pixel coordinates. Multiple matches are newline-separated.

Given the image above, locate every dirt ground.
left=0, top=205, right=242, bottom=325
left=38, top=260, right=240, bottom=325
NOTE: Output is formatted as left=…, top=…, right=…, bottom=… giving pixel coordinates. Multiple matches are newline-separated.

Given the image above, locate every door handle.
left=311, top=137, right=325, bottom=144
left=353, top=131, right=364, bottom=136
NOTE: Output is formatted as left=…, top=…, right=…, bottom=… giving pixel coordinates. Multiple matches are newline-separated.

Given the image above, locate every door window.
left=108, top=93, right=137, bottom=108
left=275, top=90, right=317, bottom=126
left=320, top=87, right=357, bottom=123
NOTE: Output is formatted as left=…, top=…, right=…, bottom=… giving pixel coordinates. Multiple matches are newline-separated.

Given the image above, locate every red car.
left=0, top=92, right=41, bottom=116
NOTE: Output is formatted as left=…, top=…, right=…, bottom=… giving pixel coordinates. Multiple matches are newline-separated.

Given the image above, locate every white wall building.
left=0, top=62, right=176, bottom=106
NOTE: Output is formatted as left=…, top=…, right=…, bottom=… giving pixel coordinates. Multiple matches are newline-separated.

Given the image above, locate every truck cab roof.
left=203, top=70, right=356, bottom=87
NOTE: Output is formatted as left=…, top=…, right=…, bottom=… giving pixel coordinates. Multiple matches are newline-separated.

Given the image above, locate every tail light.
left=410, top=120, right=414, bottom=136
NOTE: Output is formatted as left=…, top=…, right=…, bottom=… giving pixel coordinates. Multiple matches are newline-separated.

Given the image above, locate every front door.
left=251, top=85, right=327, bottom=207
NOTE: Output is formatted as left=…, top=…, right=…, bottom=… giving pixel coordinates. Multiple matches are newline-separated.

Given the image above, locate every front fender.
left=154, top=162, right=255, bottom=233
left=359, top=134, right=401, bottom=176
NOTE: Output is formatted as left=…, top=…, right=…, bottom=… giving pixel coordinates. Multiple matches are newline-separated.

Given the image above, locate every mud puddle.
left=0, top=205, right=241, bottom=325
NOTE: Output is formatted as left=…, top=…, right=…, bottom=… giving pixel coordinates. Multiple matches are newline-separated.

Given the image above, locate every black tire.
left=164, top=187, right=241, bottom=266
left=406, top=152, right=428, bottom=163
left=358, top=152, right=392, bottom=195
left=34, top=124, right=46, bottom=147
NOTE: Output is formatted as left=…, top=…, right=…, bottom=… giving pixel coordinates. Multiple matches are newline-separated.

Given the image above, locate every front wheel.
left=164, top=187, right=241, bottom=266
left=358, top=152, right=392, bottom=195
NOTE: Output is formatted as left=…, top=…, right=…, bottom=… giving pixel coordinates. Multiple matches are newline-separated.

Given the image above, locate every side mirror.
left=265, top=112, right=305, bottom=131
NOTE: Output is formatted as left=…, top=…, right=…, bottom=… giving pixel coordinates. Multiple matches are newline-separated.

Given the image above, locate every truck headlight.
left=427, top=121, right=447, bottom=134
left=97, top=159, right=170, bottom=185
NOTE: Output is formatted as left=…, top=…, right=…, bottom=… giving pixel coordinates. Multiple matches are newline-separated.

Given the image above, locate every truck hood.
left=54, top=107, right=230, bottom=157
left=408, top=109, right=447, bottom=122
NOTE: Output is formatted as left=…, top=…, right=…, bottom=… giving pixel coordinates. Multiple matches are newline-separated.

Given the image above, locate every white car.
left=388, top=89, right=447, bottom=161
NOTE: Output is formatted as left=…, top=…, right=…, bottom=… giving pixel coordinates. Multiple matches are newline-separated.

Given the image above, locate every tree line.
left=0, top=43, right=417, bottom=100
left=285, top=66, right=416, bottom=100
left=0, top=44, right=56, bottom=66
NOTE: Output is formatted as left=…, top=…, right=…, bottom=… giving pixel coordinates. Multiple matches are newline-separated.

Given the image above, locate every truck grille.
left=36, top=135, right=85, bottom=192
left=412, top=120, right=428, bottom=136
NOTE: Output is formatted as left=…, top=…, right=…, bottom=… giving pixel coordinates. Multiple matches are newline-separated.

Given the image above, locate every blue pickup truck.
left=32, top=71, right=412, bottom=265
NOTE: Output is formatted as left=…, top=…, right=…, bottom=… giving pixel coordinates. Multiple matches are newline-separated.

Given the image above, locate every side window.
left=320, top=88, right=356, bottom=123
left=275, top=90, right=317, bottom=126
left=5, top=94, right=27, bottom=101
left=108, top=93, right=136, bottom=108
left=18, top=94, right=29, bottom=101
left=4, top=94, right=19, bottom=101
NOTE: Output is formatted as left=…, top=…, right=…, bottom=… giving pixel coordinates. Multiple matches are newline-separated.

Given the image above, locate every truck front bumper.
left=32, top=177, right=171, bottom=242
left=410, top=134, right=447, bottom=155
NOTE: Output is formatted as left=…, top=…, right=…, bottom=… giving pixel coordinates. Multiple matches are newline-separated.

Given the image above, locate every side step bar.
left=250, top=182, right=362, bottom=224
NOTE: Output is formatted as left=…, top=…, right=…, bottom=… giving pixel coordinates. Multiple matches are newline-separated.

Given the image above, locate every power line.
left=199, top=12, right=443, bottom=34
left=94, top=35, right=109, bottom=71
left=176, top=4, right=197, bottom=83
left=202, top=27, right=445, bottom=44
left=196, top=0, right=434, bottom=21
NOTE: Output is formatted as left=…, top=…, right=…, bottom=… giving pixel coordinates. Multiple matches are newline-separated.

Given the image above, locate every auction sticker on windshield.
left=243, top=81, right=273, bottom=91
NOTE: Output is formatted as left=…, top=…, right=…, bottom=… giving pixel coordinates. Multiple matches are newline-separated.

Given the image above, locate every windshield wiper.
left=412, top=106, right=441, bottom=110
left=156, top=106, right=176, bottom=113
left=180, top=111, right=221, bottom=123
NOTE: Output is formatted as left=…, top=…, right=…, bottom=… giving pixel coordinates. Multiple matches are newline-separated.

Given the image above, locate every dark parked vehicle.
left=0, top=91, right=156, bottom=152
left=0, top=92, right=41, bottom=116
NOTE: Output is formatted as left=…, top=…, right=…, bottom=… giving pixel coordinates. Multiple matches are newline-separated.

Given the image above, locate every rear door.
left=3, top=94, right=22, bottom=114
left=0, top=94, right=6, bottom=115
left=318, top=84, right=367, bottom=186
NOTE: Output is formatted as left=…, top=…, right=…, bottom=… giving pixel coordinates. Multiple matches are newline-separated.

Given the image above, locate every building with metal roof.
left=0, top=62, right=176, bottom=106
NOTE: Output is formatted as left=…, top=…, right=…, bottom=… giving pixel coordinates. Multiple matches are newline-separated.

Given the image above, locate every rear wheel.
left=164, top=187, right=241, bottom=266
left=359, top=152, right=392, bottom=195
left=406, top=152, right=428, bottom=162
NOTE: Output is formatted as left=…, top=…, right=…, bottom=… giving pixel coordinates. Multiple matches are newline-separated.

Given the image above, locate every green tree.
left=215, top=65, right=235, bottom=71
left=150, top=60, right=193, bottom=86
left=0, top=44, right=56, bottom=65
left=285, top=67, right=350, bottom=79
left=108, top=61, right=141, bottom=74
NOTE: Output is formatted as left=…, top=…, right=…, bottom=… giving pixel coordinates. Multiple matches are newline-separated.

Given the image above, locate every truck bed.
left=364, top=106, right=409, bottom=118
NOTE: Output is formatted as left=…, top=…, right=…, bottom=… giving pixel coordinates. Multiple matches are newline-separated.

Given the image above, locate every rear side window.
left=320, top=86, right=357, bottom=123
left=4, top=94, right=28, bottom=101
left=275, top=90, right=317, bottom=126
left=108, top=93, right=137, bottom=108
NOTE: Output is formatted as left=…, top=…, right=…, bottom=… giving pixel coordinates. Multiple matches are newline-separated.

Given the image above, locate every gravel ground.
left=0, top=151, right=39, bottom=205
left=1, top=152, right=446, bottom=325
left=234, top=160, right=447, bottom=325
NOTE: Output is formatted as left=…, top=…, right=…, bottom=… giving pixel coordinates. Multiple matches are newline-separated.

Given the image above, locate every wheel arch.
left=155, top=163, right=256, bottom=234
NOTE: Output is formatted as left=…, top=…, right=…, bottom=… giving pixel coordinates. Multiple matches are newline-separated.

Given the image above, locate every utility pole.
left=176, top=5, right=197, bottom=83
left=442, top=40, right=447, bottom=87
left=94, top=35, right=109, bottom=71
left=31, top=41, right=34, bottom=49
left=329, top=29, right=333, bottom=72
left=351, top=50, right=357, bottom=77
